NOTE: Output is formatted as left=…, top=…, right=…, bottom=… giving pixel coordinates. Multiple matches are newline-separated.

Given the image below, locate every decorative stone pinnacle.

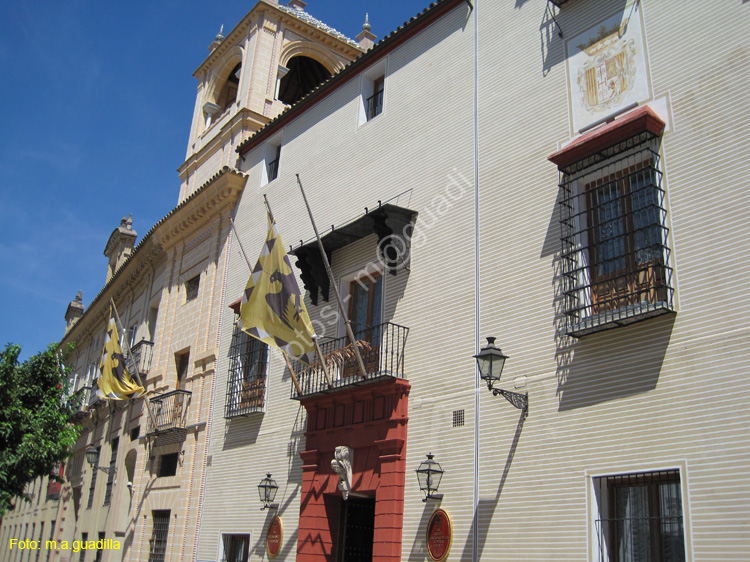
left=362, top=13, right=371, bottom=32
left=215, top=24, right=224, bottom=41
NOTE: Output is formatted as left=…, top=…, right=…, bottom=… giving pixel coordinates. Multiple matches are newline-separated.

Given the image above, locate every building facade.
left=3, top=1, right=749, bottom=562
left=200, top=0, right=750, bottom=561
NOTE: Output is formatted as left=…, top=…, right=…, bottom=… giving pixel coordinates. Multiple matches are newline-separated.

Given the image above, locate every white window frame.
left=358, top=59, right=387, bottom=127
left=585, top=463, right=692, bottom=562
left=217, top=532, right=251, bottom=562
left=260, top=133, right=283, bottom=187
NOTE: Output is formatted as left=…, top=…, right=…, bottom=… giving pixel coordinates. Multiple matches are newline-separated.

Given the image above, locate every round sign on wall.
left=267, top=515, right=283, bottom=558
left=426, top=508, right=452, bottom=562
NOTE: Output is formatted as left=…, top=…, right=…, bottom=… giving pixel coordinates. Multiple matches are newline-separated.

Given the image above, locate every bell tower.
left=177, top=0, right=365, bottom=203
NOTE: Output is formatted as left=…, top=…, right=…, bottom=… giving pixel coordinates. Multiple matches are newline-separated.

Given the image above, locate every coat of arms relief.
left=567, top=4, right=650, bottom=132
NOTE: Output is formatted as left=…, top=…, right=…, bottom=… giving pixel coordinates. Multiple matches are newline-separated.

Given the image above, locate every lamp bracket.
left=260, top=503, right=279, bottom=511
left=95, top=466, right=117, bottom=475
left=487, top=382, right=528, bottom=417
left=422, top=493, right=444, bottom=503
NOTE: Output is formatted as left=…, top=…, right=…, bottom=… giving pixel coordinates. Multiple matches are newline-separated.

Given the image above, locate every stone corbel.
left=330, top=446, right=353, bottom=500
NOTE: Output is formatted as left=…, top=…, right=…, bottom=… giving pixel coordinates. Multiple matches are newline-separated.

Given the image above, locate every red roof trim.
left=548, top=105, right=666, bottom=169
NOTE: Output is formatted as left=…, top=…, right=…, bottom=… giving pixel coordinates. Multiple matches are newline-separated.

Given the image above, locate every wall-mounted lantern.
left=474, top=337, right=528, bottom=416
left=415, top=453, right=444, bottom=502
left=85, top=445, right=116, bottom=475
left=258, top=473, right=279, bottom=510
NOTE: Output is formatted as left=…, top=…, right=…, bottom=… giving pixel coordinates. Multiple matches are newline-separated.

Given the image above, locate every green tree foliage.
left=0, top=343, right=81, bottom=515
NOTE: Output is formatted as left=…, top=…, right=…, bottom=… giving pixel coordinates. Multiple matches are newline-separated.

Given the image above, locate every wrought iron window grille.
left=148, top=510, right=170, bottom=562
left=557, top=132, right=675, bottom=337
left=365, top=86, right=384, bottom=121
left=594, top=470, right=685, bottom=562
left=225, top=324, right=268, bottom=418
left=220, top=533, right=250, bottom=562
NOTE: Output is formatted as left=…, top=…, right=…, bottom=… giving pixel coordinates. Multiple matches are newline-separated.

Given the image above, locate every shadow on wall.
left=406, top=501, right=443, bottom=562
left=554, top=313, right=675, bottom=411
left=223, top=412, right=263, bottom=450
left=455, top=410, right=525, bottom=561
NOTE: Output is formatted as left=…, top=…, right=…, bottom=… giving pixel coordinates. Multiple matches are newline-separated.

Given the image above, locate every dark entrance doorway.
left=338, top=496, right=375, bottom=562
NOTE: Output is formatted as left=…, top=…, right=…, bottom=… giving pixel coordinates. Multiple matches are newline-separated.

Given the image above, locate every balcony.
left=147, top=390, right=191, bottom=434
left=69, top=385, right=92, bottom=418
left=291, top=322, right=409, bottom=399
left=129, top=339, right=154, bottom=377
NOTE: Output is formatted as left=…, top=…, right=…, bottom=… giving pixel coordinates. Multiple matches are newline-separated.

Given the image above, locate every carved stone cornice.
left=155, top=167, right=246, bottom=250
left=61, top=167, right=246, bottom=347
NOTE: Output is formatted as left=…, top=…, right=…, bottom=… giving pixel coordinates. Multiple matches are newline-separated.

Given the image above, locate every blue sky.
left=0, top=0, right=433, bottom=360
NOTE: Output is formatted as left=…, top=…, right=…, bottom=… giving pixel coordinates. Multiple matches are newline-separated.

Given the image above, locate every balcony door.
left=345, top=274, right=382, bottom=377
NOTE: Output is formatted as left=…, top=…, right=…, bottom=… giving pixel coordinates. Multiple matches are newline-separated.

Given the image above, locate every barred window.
left=157, top=453, right=179, bottom=478
left=593, top=470, right=685, bottom=562
left=148, top=510, right=170, bottom=562
left=78, top=533, right=88, bottom=562
left=220, top=533, right=250, bottom=562
left=225, top=323, right=268, bottom=418
left=103, top=438, right=118, bottom=505
left=185, top=275, right=200, bottom=302
left=554, top=117, right=674, bottom=337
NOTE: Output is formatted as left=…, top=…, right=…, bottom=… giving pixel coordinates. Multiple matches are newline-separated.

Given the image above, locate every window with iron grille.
left=365, top=76, right=384, bottom=121
left=86, top=447, right=100, bottom=509
left=46, top=521, right=55, bottom=562
left=593, top=470, right=685, bottom=562
left=94, top=532, right=105, bottom=562
left=220, top=533, right=250, bottom=562
left=225, top=323, right=268, bottom=418
left=185, top=275, right=200, bottom=302
left=157, top=453, right=179, bottom=478
left=78, top=533, right=88, bottom=562
left=557, top=131, right=674, bottom=336
left=148, top=510, right=170, bottom=562
left=103, top=437, right=118, bottom=505
left=35, top=522, right=43, bottom=562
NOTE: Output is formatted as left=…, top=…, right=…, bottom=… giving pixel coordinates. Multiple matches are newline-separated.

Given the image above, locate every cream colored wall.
left=196, top=3, right=477, bottom=561
left=198, top=0, right=750, bottom=561
left=472, top=0, right=750, bottom=560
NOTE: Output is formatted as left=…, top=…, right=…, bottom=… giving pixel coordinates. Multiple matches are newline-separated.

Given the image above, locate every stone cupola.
left=104, top=215, right=138, bottom=283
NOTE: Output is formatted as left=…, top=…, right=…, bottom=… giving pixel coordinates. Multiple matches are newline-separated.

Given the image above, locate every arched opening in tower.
left=278, top=56, right=331, bottom=105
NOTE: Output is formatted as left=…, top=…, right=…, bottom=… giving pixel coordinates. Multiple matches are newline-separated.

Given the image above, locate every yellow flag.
left=239, top=214, right=316, bottom=363
left=98, top=307, right=145, bottom=399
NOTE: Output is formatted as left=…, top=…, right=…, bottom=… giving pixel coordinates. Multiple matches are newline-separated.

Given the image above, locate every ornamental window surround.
left=550, top=106, right=675, bottom=337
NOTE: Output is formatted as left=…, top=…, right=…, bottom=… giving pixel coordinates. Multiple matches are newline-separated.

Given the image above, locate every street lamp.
left=85, top=445, right=116, bottom=475
left=474, top=337, right=528, bottom=416
left=415, top=453, right=444, bottom=502
left=257, top=473, right=279, bottom=510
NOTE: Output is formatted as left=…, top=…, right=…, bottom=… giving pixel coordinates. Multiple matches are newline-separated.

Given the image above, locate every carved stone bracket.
left=330, top=445, right=353, bottom=500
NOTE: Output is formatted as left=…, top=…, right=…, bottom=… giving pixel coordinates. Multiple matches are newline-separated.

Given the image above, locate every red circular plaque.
left=266, top=515, right=283, bottom=558
left=426, top=508, right=452, bottom=562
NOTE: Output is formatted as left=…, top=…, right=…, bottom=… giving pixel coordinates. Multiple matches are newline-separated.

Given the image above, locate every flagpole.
left=229, top=216, right=307, bottom=394
left=295, top=174, right=369, bottom=380
left=263, top=195, right=333, bottom=390
left=109, top=298, right=158, bottom=431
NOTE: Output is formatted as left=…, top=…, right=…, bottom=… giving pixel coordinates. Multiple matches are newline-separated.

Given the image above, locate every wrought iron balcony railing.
left=291, top=322, right=409, bottom=399
left=366, top=87, right=384, bottom=120
left=147, top=390, right=191, bottom=434
left=68, top=385, right=92, bottom=417
left=129, top=339, right=154, bottom=377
